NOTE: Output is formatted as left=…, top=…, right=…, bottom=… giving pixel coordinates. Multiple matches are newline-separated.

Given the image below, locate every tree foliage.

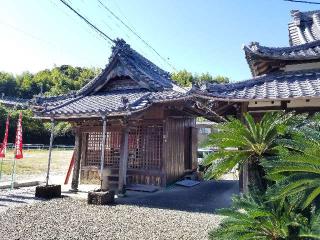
left=171, top=69, right=229, bottom=87
left=0, top=65, right=97, bottom=144
left=263, top=113, right=320, bottom=210
left=210, top=192, right=320, bottom=240
left=207, top=112, right=320, bottom=240
left=0, top=104, right=74, bottom=144
left=0, top=65, right=99, bottom=99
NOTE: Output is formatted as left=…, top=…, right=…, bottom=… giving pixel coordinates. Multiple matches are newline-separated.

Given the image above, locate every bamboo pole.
left=46, top=117, right=55, bottom=186
left=100, top=116, right=107, bottom=189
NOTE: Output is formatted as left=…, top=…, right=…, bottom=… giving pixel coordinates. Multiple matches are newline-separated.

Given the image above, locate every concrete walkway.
left=0, top=180, right=239, bottom=214
left=118, top=180, right=239, bottom=213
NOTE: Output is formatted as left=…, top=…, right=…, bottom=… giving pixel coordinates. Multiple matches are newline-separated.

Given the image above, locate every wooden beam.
left=45, top=117, right=55, bottom=186
left=71, top=126, right=82, bottom=191
left=118, top=124, right=129, bottom=194
left=99, top=116, right=107, bottom=189
left=215, top=102, right=236, bottom=115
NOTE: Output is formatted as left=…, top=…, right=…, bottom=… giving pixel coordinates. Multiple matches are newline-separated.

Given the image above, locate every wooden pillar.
left=100, top=116, right=107, bottom=189
left=46, top=117, right=55, bottom=186
left=239, top=102, right=249, bottom=193
left=118, top=124, right=129, bottom=194
left=71, top=126, right=82, bottom=191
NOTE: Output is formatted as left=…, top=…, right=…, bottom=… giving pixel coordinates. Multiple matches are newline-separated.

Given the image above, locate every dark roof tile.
left=203, top=69, right=320, bottom=100
left=289, top=10, right=320, bottom=46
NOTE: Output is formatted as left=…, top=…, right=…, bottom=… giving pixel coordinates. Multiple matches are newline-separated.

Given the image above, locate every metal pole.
left=46, top=118, right=55, bottom=186
left=100, top=116, right=107, bottom=189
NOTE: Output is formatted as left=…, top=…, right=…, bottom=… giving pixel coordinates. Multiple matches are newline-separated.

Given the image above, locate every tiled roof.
left=244, top=41, right=320, bottom=76
left=289, top=10, right=320, bottom=46
left=40, top=89, right=188, bottom=118
left=245, top=41, right=320, bottom=60
left=0, top=96, right=29, bottom=108
left=202, top=69, right=320, bottom=100
left=34, top=39, right=189, bottom=118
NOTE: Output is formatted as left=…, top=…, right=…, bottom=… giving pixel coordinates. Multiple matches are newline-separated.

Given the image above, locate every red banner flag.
left=14, top=112, right=23, bottom=159
left=0, top=114, right=10, bottom=158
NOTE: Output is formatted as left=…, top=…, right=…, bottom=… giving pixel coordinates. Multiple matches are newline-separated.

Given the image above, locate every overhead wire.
left=284, top=0, right=320, bottom=4
left=90, top=0, right=164, bottom=69
left=58, top=0, right=115, bottom=44
left=96, top=0, right=176, bottom=71
left=49, top=0, right=101, bottom=41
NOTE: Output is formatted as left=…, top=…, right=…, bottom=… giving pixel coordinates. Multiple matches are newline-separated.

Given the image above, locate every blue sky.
left=0, top=0, right=319, bottom=82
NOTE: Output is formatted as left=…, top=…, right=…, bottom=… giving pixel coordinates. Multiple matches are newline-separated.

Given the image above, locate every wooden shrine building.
left=33, top=39, right=217, bottom=192
left=192, top=9, right=320, bottom=191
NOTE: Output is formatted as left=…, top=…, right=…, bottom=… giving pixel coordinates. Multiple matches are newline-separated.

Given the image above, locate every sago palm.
left=209, top=192, right=320, bottom=240
left=264, top=116, right=320, bottom=210
left=203, top=112, right=292, bottom=191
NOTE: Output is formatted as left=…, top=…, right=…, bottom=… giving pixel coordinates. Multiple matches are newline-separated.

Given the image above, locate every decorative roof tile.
left=289, top=10, right=320, bottom=46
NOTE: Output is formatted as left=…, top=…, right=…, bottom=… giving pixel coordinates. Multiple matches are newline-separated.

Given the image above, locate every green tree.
left=203, top=112, right=293, bottom=192
left=171, top=70, right=194, bottom=87
left=196, top=73, right=229, bottom=85
left=12, top=65, right=98, bottom=98
left=0, top=72, right=18, bottom=97
left=171, top=70, right=229, bottom=87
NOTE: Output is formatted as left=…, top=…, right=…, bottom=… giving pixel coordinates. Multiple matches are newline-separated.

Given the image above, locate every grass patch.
left=0, top=149, right=73, bottom=175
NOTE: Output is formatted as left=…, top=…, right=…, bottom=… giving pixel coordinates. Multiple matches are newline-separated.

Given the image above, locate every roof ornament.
left=248, top=42, right=260, bottom=51
left=291, top=10, right=301, bottom=25
left=113, top=38, right=130, bottom=51
left=109, top=38, right=131, bottom=61
left=121, top=96, right=129, bottom=110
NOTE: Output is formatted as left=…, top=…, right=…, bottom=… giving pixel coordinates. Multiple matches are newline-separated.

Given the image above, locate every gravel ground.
left=0, top=187, right=43, bottom=212
left=0, top=197, right=222, bottom=240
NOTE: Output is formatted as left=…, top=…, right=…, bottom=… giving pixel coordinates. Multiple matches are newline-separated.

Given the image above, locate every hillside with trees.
left=0, top=65, right=99, bottom=98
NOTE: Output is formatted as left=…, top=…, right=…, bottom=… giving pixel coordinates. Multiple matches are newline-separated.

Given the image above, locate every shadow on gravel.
left=0, top=198, right=27, bottom=204
left=116, top=180, right=239, bottom=214
left=6, top=194, right=36, bottom=200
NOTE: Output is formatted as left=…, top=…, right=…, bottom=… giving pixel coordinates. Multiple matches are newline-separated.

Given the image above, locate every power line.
left=284, top=0, right=320, bottom=4
left=96, top=0, right=176, bottom=71
left=50, top=0, right=102, bottom=43
left=58, top=0, right=115, bottom=43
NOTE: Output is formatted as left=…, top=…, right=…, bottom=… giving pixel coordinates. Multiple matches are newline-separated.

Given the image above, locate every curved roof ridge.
left=289, top=10, right=320, bottom=46
left=245, top=39, right=320, bottom=53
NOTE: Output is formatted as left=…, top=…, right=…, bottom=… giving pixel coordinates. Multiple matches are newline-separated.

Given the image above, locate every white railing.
left=5, top=143, right=74, bottom=150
